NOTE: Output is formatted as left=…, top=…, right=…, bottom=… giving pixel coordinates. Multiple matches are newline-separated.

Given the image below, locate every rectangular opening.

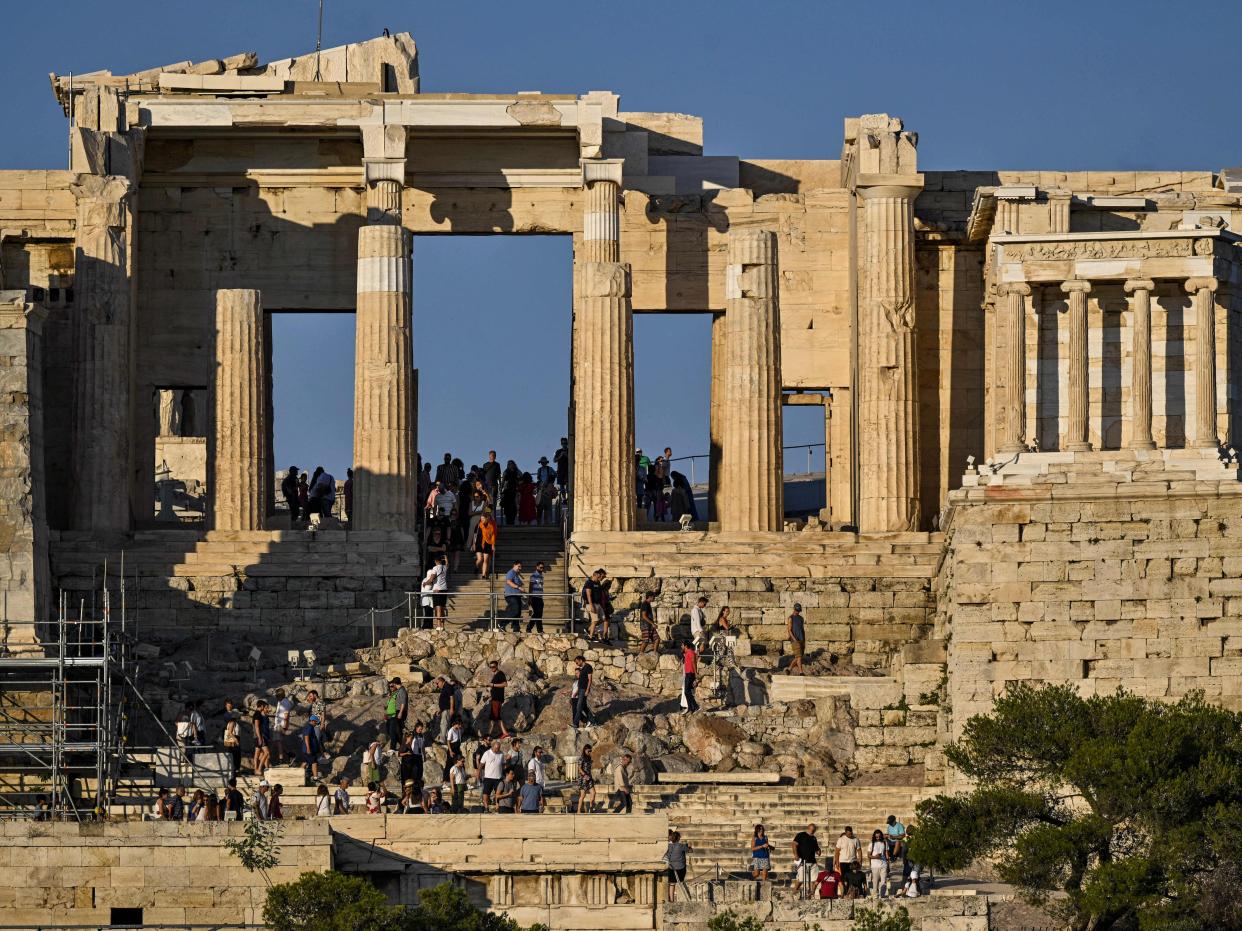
left=110, top=906, right=143, bottom=926
left=152, top=387, right=207, bottom=524
left=783, top=398, right=827, bottom=518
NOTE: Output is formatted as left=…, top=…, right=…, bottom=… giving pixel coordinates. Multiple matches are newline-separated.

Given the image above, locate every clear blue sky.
left=4, top=1, right=1239, bottom=478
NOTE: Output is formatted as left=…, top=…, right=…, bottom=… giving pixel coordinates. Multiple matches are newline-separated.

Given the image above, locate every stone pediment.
left=994, top=230, right=1241, bottom=285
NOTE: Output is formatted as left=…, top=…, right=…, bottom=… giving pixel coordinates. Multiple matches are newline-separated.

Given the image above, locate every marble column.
left=352, top=225, right=417, bottom=530
left=581, top=159, right=623, bottom=264
left=858, top=183, right=921, bottom=532
left=1061, top=279, right=1092, bottom=452
left=708, top=311, right=726, bottom=523
left=572, top=261, right=635, bottom=532
left=364, top=159, right=404, bottom=225
left=999, top=283, right=1030, bottom=454
left=1124, top=279, right=1156, bottom=450
left=212, top=290, right=267, bottom=532
left=69, top=175, right=132, bottom=532
left=721, top=229, right=783, bottom=532
left=1186, top=276, right=1220, bottom=449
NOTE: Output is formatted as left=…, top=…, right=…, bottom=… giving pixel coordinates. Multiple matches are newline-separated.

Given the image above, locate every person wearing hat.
left=788, top=603, right=806, bottom=675
left=385, top=677, right=408, bottom=748
left=536, top=456, right=554, bottom=486
left=252, top=780, right=271, bottom=820
left=300, top=714, right=323, bottom=781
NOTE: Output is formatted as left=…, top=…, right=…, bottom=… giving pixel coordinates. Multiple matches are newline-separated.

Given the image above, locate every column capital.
left=1061, top=279, right=1092, bottom=295
left=1124, top=278, right=1155, bottom=294
left=1185, top=276, right=1219, bottom=294
left=856, top=177, right=924, bottom=201
left=581, top=158, right=623, bottom=188
left=1000, top=282, right=1031, bottom=297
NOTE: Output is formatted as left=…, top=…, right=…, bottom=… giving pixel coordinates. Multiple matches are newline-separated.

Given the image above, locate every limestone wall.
left=666, top=894, right=992, bottom=931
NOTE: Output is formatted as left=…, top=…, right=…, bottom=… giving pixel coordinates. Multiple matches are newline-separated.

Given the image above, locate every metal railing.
left=666, top=442, right=826, bottom=487
left=363, top=590, right=583, bottom=646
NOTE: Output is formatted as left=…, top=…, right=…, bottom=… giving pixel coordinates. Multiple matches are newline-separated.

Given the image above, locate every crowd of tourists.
left=279, top=465, right=350, bottom=524
left=634, top=446, right=699, bottom=523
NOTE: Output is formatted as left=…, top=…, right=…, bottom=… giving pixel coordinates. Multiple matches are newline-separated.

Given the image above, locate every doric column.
left=708, top=311, right=726, bottom=523
left=1061, top=279, right=1092, bottom=452
left=858, top=182, right=922, bottom=531
left=1124, top=279, right=1156, bottom=450
left=721, top=229, right=783, bottom=532
left=581, top=159, right=623, bottom=264
left=1186, top=276, right=1220, bottom=449
left=352, top=225, right=417, bottom=529
left=211, top=290, right=267, bottom=532
left=69, top=175, right=132, bottom=532
left=999, top=283, right=1031, bottom=454
left=571, top=262, right=635, bottom=531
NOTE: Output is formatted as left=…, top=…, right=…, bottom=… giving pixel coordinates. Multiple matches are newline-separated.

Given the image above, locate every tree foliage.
left=909, top=683, right=1242, bottom=931
left=706, top=909, right=766, bottom=931
left=851, top=903, right=912, bottom=931
left=222, top=819, right=283, bottom=887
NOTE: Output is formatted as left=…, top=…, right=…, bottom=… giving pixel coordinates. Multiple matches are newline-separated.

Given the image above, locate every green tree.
left=222, top=819, right=283, bottom=887
left=851, top=903, right=912, bottom=931
left=909, top=683, right=1242, bottom=931
left=263, top=871, right=409, bottom=931
left=406, top=882, right=536, bottom=931
left=706, top=909, right=766, bottom=931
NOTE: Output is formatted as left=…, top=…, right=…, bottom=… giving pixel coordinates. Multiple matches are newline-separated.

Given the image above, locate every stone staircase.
left=632, top=783, right=930, bottom=870
left=439, top=526, right=572, bottom=628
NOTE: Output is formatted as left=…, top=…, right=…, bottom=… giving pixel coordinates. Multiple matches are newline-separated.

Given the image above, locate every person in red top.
left=681, top=641, right=699, bottom=715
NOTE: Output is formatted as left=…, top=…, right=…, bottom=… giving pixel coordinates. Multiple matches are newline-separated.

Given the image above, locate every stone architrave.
left=572, top=261, right=635, bottom=532
left=352, top=225, right=417, bottom=530
left=1124, top=279, right=1156, bottom=450
left=69, top=175, right=133, bottom=533
left=858, top=183, right=922, bottom=532
left=1061, top=279, right=1092, bottom=452
left=1186, top=276, right=1220, bottom=449
left=581, top=159, right=623, bottom=264
left=211, top=289, right=267, bottom=532
left=720, top=229, right=783, bottom=532
left=999, top=283, right=1031, bottom=454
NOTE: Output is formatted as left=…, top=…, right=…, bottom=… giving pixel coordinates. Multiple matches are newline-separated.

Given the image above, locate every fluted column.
left=1124, top=279, right=1156, bottom=450
left=352, top=225, right=417, bottom=530
left=858, top=183, right=921, bottom=532
left=571, top=262, right=634, bottom=531
left=708, top=311, right=726, bottom=523
left=364, top=160, right=404, bottom=225
left=1186, top=276, right=1220, bottom=449
left=211, top=290, right=267, bottom=531
left=581, top=159, right=623, bottom=263
left=721, top=229, right=783, bottom=532
left=999, top=283, right=1031, bottom=454
left=1061, top=279, right=1092, bottom=452
left=69, top=175, right=132, bottom=532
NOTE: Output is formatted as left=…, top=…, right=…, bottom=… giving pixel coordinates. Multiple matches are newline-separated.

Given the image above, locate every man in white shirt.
left=253, top=781, right=271, bottom=821
left=527, top=746, right=547, bottom=788
left=478, top=739, right=506, bottom=811
left=689, top=597, right=708, bottom=650
left=429, top=554, right=449, bottom=627
left=835, top=825, right=864, bottom=898
left=273, top=689, right=294, bottom=763
left=333, top=776, right=351, bottom=815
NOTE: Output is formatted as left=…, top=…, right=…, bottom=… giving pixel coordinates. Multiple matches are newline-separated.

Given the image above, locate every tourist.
left=273, top=688, right=293, bottom=764
left=365, top=781, right=384, bottom=814
left=501, top=561, right=524, bottom=629
left=669, top=470, right=693, bottom=522
left=715, top=606, right=735, bottom=637
left=403, top=722, right=426, bottom=790
left=252, top=781, right=270, bottom=821
left=665, top=830, right=690, bottom=902
left=150, top=787, right=170, bottom=820
left=791, top=823, right=820, bottom=897
left=576, top=744, right=596, bottom=813
left=885, top=814, right=907, bottom=861
left=497, top=460, right=519, bottom=525
left=639, top=593, right=660, bottom=654
left=690, top=596, right=708, bottom=651
left=205, top=793, right=221, bottom=821
left=307, top=688, right=329, bottom=746
left=297, top=472, right=310, bottom=518
left=867, top=829, right=889, bottom=898
left=516, top=472, right=536, bottom=525
left=189, top=789, right=207, bottom=822
left=601, top=579, right=616, bottom=640
left=311, top=466, right=336, bottom=519
left=448, top=755, right=469, bottom=813
left=189, top=700, right=207, bottom=745
left=251, top=699, right=272, bottom=775
left=363, top=736, right=385, bottom=788
left=315, top=784, right=332, bottom=817
left=385, top=677, right=409, bottom=748
left=611, top=752, right=633, bottom=814
left=435, top=676, right=458, bottom=743
left=300, top=715, right=322, bottom=781
left=396, top=780, right=419, bottom=814
left=787, top=603, right=807, bottom=675
left=446, top=717, right=464, bottom=760
left=527, top=746, right=547, bottom=789
left=424, top=553, right=449, bottom=629
left=466, top=490, right=488, bottom=560
left=223, top=777, right=245, bottom=821
left=834, top=826, right=863, bottom=899
left=482, top=450, right=501, bottom=496
left=536, top=479, right=557, bottom=526
left=282, top=466, right=300, bottom=524
left=175, top=706, right=194, bottom=747
left=434, top=453, right=458, bottom=487
left=554, top=438, right=570, bottom=495
left=483, top=661, right=512, bottom=739
left=426, top=787, right=448, bottom=814
left=169, top=785, right=187, bottom=821
left=478, top=739, right=506, bottom=812
left=751, top=824, right=772, bottom=880
left=333, top=777, right=352, bottom=815
left=645, top=460, right=665, bottom=522
left=495, top=769, right=519, bottom=813
left=504, top=738, right=525, bottom=781
left=571, top=655, right=594, bottom=730
left=221, top=699, right=242, bottom=776
left=270, top=784, right=284, bottom=820
left=635, top=449, right=649, bottom=511
left=519, top=770, right=545, bottom=813
left=418, top=462, right=432, bottom=510
left=581, top=568, right=604, bottom=640
left=681, top=641, right=699, bottom=715
left=475, top=511, right=497, bottom=578
left=527, top=561, right=545, bottom=633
